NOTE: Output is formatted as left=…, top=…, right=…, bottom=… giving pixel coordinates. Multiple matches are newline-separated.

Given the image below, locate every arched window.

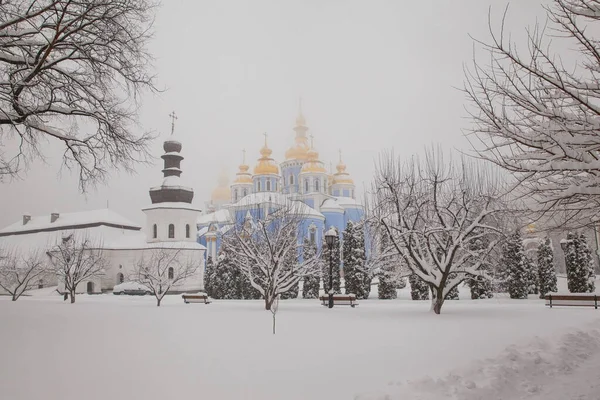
left=153, top=224, right=157, bottom=239
left=305, top=179, right=309, bottom=193
left=315, top=179, right=320, bottom=193
left=186, top=224, right=190, bottom=238
left=309, top=227, right=316, bottom=244
left=168, top=224, right=175, bottom=239
left=117, top=273, right=124, bottom=284
left=290, top=175, right=294, bottom=185
left=243, top=188, right=248, bottom=197
left=168, top=267, right=174, bottom=280
left=234, top=189, right=238, bottom=202
left=266, top=180, right=271, bottom=191
left=275, top=180, right=278, bottom=191
left=257, top=181, right=261, bottom=192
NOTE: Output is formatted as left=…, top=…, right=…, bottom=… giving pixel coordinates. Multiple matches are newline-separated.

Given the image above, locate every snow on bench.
left=319, top=294, right=358, bottom=308
left=182, top=293, right=211, bottom=304
left=545, top=293, right=599, bottom=309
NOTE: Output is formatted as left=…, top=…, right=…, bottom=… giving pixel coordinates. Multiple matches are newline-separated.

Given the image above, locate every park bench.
left=319, top=294, right=358, bottom=308
left=182, top=293, right=211, bottom=304
left=544, top=293, right=599, bottom=309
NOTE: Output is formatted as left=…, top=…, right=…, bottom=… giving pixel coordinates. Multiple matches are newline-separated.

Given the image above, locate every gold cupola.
left=285, top=101, right=310, bottom=161
left=332, top=150, right=354, bottom=185
left=233, top=149, right=253, bottom=184
left=211, top=168, right=231, bottom=203
left=300, top=137, right=327, bottom=174
left=253, top=134, right=280, bottom=175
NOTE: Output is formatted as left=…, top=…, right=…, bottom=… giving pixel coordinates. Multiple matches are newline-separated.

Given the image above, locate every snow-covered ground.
left=1, top=285, right=599, bottom=400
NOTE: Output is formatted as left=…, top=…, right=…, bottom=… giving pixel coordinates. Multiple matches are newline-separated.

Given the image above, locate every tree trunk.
left=432, top=287, right=444, bottom=314
left=157, top=296, right=162, bottom=307
left=12, top=294, right=17, bottom=301
left=70, top=290, right=76, bottom=304
left=264, top=295, right=274, bottom=310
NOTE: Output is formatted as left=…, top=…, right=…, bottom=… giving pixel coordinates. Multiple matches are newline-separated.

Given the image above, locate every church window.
left=315, top=179, right=320, bottom=193
left=234, top=189, right=238, bottom=202
left=168, top=224, right=175, bottom=239
left=153, top=224, right=157, bottom=239
left=257, top=181, right=261, bottom=192
left=310, top=227, right=316, bottom=244
left=275, top=180, right=278, bottom=191
left=243, top=188, right=248, bottom=197
left=186, top=224, right=190, bottom=238
left=266, top=180, right=271, bottom=191
left=290, top=175, right=294, bottom=185
left=117, top=273, right=124, bottom=284
left=305, top=179, right=309, bottom=193
left=168, top=267, right=174, bottom=280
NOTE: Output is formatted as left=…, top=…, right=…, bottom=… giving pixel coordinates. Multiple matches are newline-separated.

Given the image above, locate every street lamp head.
left=560, top=238, right=568, bottom=252
left=325, top=227, right=337, bottom=248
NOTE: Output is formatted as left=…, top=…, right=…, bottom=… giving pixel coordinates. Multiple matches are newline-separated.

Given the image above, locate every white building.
left=0, top=131, right=205, bottom=294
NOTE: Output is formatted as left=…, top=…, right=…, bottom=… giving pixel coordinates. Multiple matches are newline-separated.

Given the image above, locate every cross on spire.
left=263, top=132, right=268, bottom=146
left=309, top=133, right=314, bottom=148
left=339, top=149, right=343, bottom=162
left=169, top=111, right=178, bottom=135
left=242, top=148, right=246, bottom=164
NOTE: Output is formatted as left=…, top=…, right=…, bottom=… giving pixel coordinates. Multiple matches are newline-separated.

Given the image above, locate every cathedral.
left=197, top=108, right=364, bottom=261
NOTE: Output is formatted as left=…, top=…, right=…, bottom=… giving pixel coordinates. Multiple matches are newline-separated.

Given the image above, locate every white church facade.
left=0, top=129, right=206, bottom=294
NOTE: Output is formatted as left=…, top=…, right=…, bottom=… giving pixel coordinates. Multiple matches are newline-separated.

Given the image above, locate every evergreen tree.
left=409, top=273, right=429, bottom=300
left=537, top=238, right=558, bottom=298
left=565, top=232, right=596, bottom=293
left=377, top=229, right=397, bottom=299
left=525, top=255, right=539, bottom=295
left=321, top=229, right=341, bottom=294
left=211, top=244, right=242, bottom=299
left=302, top=237, right=320, bottom=299
left=343, top=221, right=370, bottom=299
left=203, top=256, right=214, bottom=296
left=503, top=231, right=528, bottom=299
left=466, top=238, right=494, bottom=299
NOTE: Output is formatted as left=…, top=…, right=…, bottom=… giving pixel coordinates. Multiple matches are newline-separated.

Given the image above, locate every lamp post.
left=325, top=227, right=337, bottom=309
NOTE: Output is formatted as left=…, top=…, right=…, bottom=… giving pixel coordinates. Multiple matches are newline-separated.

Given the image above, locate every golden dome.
left=254, top=136, right=279, bottom=175
left=285, top=104, right=310, bottom=161
left=332, top=151, right=354, bottom=185
left=233, top=163, right=252, bottom=184
left=300, top=143, right=327, bottom=174
left=211, top=169, right=231, bottom=202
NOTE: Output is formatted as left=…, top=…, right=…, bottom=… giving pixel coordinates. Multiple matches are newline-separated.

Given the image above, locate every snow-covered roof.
left=142, top=203, right=201, bottom=212
left=197, top=208, right=232, bottom=225
left=231, top=192, right=324, bottom=219
left=334, top=196, right=363, bottom=208
left=0, top=209, right=140, bottom=236
left=321, top=198, right=344, bottom=212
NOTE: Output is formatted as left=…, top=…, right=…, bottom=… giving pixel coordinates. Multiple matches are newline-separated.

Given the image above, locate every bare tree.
left=0, top=247, right=48, bottom=301
left=133, top=248, right=199, bottom=307
left=222, top=202, right=321, bottom=311
left=464, top=0, right=600, bottom=229
left=0, top=0, right=157, bottom=189
left=369, top=149, right=505, bottom=314
left=47, top=234, right=107, bottom=303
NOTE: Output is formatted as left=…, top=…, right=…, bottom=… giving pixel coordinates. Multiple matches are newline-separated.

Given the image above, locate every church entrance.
left=87, top=281, right=94, bottom=294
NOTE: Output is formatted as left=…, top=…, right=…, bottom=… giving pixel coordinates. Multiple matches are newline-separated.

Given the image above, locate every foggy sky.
left=0, top=1, right=550, bottom=228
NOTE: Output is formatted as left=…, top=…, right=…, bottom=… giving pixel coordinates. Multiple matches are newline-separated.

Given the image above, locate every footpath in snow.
left=358, top=318, right=600, bottom=400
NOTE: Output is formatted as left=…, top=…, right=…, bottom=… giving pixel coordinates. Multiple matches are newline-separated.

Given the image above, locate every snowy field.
left=1, top=286, right=600, bottom=400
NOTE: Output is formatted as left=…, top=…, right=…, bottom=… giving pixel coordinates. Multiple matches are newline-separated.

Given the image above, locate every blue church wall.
left=344, top=207, right=364, bottom=225
left=302, top=198, right=315, bottom=209
left=342, top=189, right=351, bottom=197
left=322, top=211, right=344, bottom=237
left=281, top=164, right=302, bottom=194
left=252, top=175, right=279, bottom=193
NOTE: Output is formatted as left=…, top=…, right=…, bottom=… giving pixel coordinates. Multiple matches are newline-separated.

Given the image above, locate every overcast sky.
left=0, top=0, right=550, bottom=228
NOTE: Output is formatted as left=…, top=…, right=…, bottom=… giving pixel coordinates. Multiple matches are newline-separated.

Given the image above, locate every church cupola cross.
left=169, top=111, right=178, bottom=135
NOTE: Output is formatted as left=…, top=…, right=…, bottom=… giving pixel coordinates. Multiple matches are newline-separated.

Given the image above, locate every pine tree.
left=537, top=238, right=557, bottom=298
left=203, top=256, right=214, bottom=296
left=321, top=229, right=341, bottom=294
left=377, top=229, right=397, bottom=299
left=211, top=244, right=242, bottom=299
left=565, top=233, right=596, bottom=293
left=302, top=237, right=320, bottom=299
left=342, top=221, right=370, bottom=299
left=466, top=238, right=494, bottom=299
left=525, top=255, right=539, bottom=295
left=409, top=273, right=429, bottom=300
left=503, top=231, right=528, bottom=299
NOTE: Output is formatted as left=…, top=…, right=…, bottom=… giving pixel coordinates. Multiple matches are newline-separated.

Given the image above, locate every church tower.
left=230, top=150, right=253, bottom=203
left=143, top=112, right=200, bottom=243
left=252, top=135, right=281, bottom=193
left=281, top=102, right=310, bottom=194
left=331, top=150, right=356, bottom=199
left=298, top=137, right=329, bottom=210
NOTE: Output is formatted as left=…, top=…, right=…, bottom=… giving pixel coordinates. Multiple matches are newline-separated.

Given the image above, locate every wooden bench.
left=545, top=293, right=599, bottom=309
left=319, top=294, right=358, bottom=308
left=182, top=293, right=211, bottom=304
